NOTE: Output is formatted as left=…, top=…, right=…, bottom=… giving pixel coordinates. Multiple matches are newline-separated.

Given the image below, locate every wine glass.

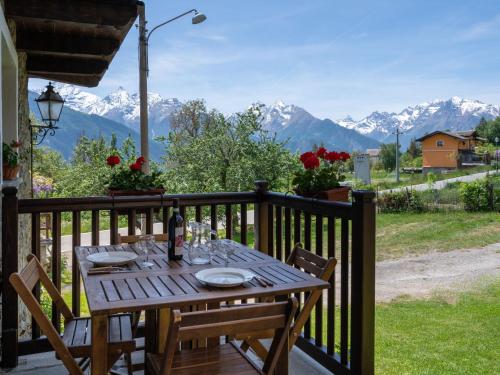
left=214, top=239, right=235, bottom=267
left=138, top=234, right=154, bottom=268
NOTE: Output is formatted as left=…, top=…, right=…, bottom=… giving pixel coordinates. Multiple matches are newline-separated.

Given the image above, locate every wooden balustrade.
left=1, top=183, right=376, bottom=374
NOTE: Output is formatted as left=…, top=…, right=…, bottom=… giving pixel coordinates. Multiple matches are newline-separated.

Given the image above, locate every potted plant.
left=106, top=154, right=165, bottom=196
left=2, top=140, right=22, bottom=180
left=292, top=147, right=351, bottom=201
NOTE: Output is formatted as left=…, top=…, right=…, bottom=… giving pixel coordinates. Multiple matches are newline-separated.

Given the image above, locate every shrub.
left=378, top=189, right=424, bottom=213
left=459, top=179, right=493, bottom=211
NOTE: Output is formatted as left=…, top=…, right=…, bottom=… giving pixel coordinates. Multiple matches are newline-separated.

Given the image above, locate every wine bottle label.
left=175, top=227, right=184, bottom=256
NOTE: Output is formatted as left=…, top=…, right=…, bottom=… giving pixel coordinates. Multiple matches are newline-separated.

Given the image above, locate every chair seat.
left=148, top=342, right=262, bottom=375
left=61, top=314, right=135, bottom=358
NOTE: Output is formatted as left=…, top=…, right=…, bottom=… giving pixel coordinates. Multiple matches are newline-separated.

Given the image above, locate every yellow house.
left=416, top=130, right=485, bottom=173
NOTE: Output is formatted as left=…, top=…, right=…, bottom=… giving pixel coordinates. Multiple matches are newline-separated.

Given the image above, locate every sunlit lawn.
left=308, top=277, right=500, bottom=375
left=374, top=277, right=500, bottom=374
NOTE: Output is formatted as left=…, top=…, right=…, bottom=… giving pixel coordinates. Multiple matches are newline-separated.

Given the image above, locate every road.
left=380, top=169, right=499, bottom=194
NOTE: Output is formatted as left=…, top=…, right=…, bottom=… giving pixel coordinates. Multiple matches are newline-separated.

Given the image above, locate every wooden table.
left=75, top=241, right=329, bottom=374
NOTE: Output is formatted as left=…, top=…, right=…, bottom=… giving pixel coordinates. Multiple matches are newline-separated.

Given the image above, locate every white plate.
left=86, top=251, right=138, bottom=266
left=195, top=267, right=254, bottom=288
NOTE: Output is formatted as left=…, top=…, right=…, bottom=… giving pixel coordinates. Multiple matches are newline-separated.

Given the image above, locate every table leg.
left=91, top=314, right=108, bottom=375
left=157, top=308, right=170, bottom=354
left=144, top=309, right=158, bottom=375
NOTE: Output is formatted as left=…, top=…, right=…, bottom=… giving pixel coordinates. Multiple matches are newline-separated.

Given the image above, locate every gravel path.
left=373, top=243, right=500, bottom=301
left=379, top=169, right=499, bottom=194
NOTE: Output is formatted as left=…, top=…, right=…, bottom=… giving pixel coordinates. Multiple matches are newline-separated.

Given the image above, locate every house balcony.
left=1, top=182, right=376, bottom=374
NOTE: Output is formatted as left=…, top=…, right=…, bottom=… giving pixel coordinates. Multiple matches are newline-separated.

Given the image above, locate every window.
left=436, top=140, right=444, bottom=147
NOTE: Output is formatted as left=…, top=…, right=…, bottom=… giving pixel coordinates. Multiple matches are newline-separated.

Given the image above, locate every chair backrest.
left=159, top=298, right=298, bottom=375
left=9, top=255, right=82, bottom=375
left=286, top=243, right=337, bottom=348
left=117, top=233, right=168, bottom=244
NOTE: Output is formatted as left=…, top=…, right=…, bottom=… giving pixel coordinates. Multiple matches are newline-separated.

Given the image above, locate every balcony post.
left=350, top=190, right=376, bottom=375
left=2, top=185, right=19, bottom=368
left=254, top=180, right=269, bottom=253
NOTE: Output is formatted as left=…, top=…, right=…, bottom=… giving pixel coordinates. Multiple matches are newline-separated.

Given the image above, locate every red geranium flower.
left=129, top=162, right=141, bottom=171
left=303, top=155, right=320, bottom=169
left=299, top=151, right=316, bottom=163
left=136, top=156, right=145, bottom=165
left=324, top=151, right=340, bottom=162
left=339, top=152, right=351, bottom=161
left=106, top=155, right=120, bottom=167
left=315, top=147, right=327, bottom=158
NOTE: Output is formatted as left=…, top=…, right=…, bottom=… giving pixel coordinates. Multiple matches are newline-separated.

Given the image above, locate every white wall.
left=0, top=8, right=18, bottom=170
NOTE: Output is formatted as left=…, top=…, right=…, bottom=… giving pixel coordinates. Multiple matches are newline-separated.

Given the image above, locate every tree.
left=379, top=143, right=399, bottom=171
left=406, top=138, right=421, bottom=158
left=56, top=135, right=141, bottom=197
left=170, top=99, right=208, bottom=138
left=476, top=116, right=500, bottom=144
left=162, top=102, right=297, bottom=193
left=33, top=146, right=66, bottom=181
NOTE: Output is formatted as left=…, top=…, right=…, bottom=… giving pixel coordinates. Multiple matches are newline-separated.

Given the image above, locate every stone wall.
left=17, top=52, right=32, bottom=339
left=6, top=17, right=32, bottom=339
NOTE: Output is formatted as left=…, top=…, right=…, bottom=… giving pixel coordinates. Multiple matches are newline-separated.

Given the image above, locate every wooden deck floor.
left=3, top=345, right=331, bottom=375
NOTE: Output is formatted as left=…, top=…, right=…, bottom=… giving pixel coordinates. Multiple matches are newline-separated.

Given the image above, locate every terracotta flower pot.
left=297, top=186, right=351, bottom=202
left=2, top=164, right=19, bottom=180
left=318, top=186, right=351, bottom=202
left=107, top=188, right=166, bottom=196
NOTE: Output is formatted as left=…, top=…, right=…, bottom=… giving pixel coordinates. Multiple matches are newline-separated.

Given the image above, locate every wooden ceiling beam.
left=16, top=30, right=120, bottom=59
left=28, top=72, right=101, bottom=87
left=5, top=0, right=138, bottom=28
left=26, top=55, right=109, bottom=75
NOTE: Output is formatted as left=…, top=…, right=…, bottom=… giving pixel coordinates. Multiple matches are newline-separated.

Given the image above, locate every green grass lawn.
left=375, top=277, right=500, bottom=374
left=376, top=211, right=500, bottom=260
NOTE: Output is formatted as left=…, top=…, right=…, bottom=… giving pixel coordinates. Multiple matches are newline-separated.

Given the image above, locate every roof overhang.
left=416, top=131, right=467, bottom=142
left=5, top=0, right=141, bottom=87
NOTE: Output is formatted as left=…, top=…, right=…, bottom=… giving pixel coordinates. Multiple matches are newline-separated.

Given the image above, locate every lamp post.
left=495, top=136, right=499, bottom=173
left=31, top=82, right=65, bottom=197
left=32, top=82, right=65, bottom=145
left=137, top=5, right=206, bottom=173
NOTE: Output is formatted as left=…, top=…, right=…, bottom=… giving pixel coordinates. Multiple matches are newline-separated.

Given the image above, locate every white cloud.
left=458, top=13, right=500, bottom=41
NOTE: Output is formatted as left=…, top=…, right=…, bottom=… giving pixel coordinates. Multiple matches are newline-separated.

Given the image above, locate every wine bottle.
left=168, top=199, right=184, bottom=260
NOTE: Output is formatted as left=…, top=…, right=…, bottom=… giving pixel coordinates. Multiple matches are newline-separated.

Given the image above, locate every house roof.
left=5, top=0, right=141, bottom=87
left=366, top=149, right=381, bottom=156
left=416, top=130, right=468, bottom=142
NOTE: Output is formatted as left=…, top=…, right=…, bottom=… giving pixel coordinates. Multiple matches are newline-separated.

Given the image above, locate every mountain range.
left=336, top=97, right=500, bottom=147
left=30, top=83, right=500, bottom=158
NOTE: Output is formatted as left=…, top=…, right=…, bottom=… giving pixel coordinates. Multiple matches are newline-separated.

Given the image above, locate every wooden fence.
left=1, top=181, right=376, bottom=374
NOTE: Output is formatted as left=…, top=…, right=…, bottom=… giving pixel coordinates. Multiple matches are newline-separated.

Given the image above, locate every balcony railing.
left=1, top=181, right=376, bottom=374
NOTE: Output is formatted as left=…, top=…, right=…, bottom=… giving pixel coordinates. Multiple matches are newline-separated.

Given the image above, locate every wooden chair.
left=117, top=233, right=168, bottom=244
left=239, top=243, right=337, bottom=360
left=9, top=255, right=136, bottom=375
left=147, top=298, right=298, bottom=375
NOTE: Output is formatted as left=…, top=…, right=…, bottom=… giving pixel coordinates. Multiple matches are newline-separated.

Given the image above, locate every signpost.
left=354, top=154, right=371, bottom=185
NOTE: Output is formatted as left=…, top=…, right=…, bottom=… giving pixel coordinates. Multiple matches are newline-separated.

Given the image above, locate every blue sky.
left=31, top=0, right=500, bottom=119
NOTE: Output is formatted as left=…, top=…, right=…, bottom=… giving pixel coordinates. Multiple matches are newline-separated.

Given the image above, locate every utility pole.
left=495, top=136, right=499, bottom=173
left=138, top=3, right=150, bottom=173
left=392, top=127, right=403, bottom=183
left=137, top=6, right=205, bottom=174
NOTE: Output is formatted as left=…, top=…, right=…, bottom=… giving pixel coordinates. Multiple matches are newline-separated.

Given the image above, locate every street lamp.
left=138, top=6, right=207, bottom=172
left=32, top=82, right=65, bottom=145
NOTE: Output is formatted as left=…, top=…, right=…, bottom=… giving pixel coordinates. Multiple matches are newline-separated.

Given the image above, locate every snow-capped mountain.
left=338, top=97, right=500, bottom=147
left=51, top=84, right=182, bottom=138
left=259, top=101, right=380, bottom=152
left=36, top=84, right=500, bottom=155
